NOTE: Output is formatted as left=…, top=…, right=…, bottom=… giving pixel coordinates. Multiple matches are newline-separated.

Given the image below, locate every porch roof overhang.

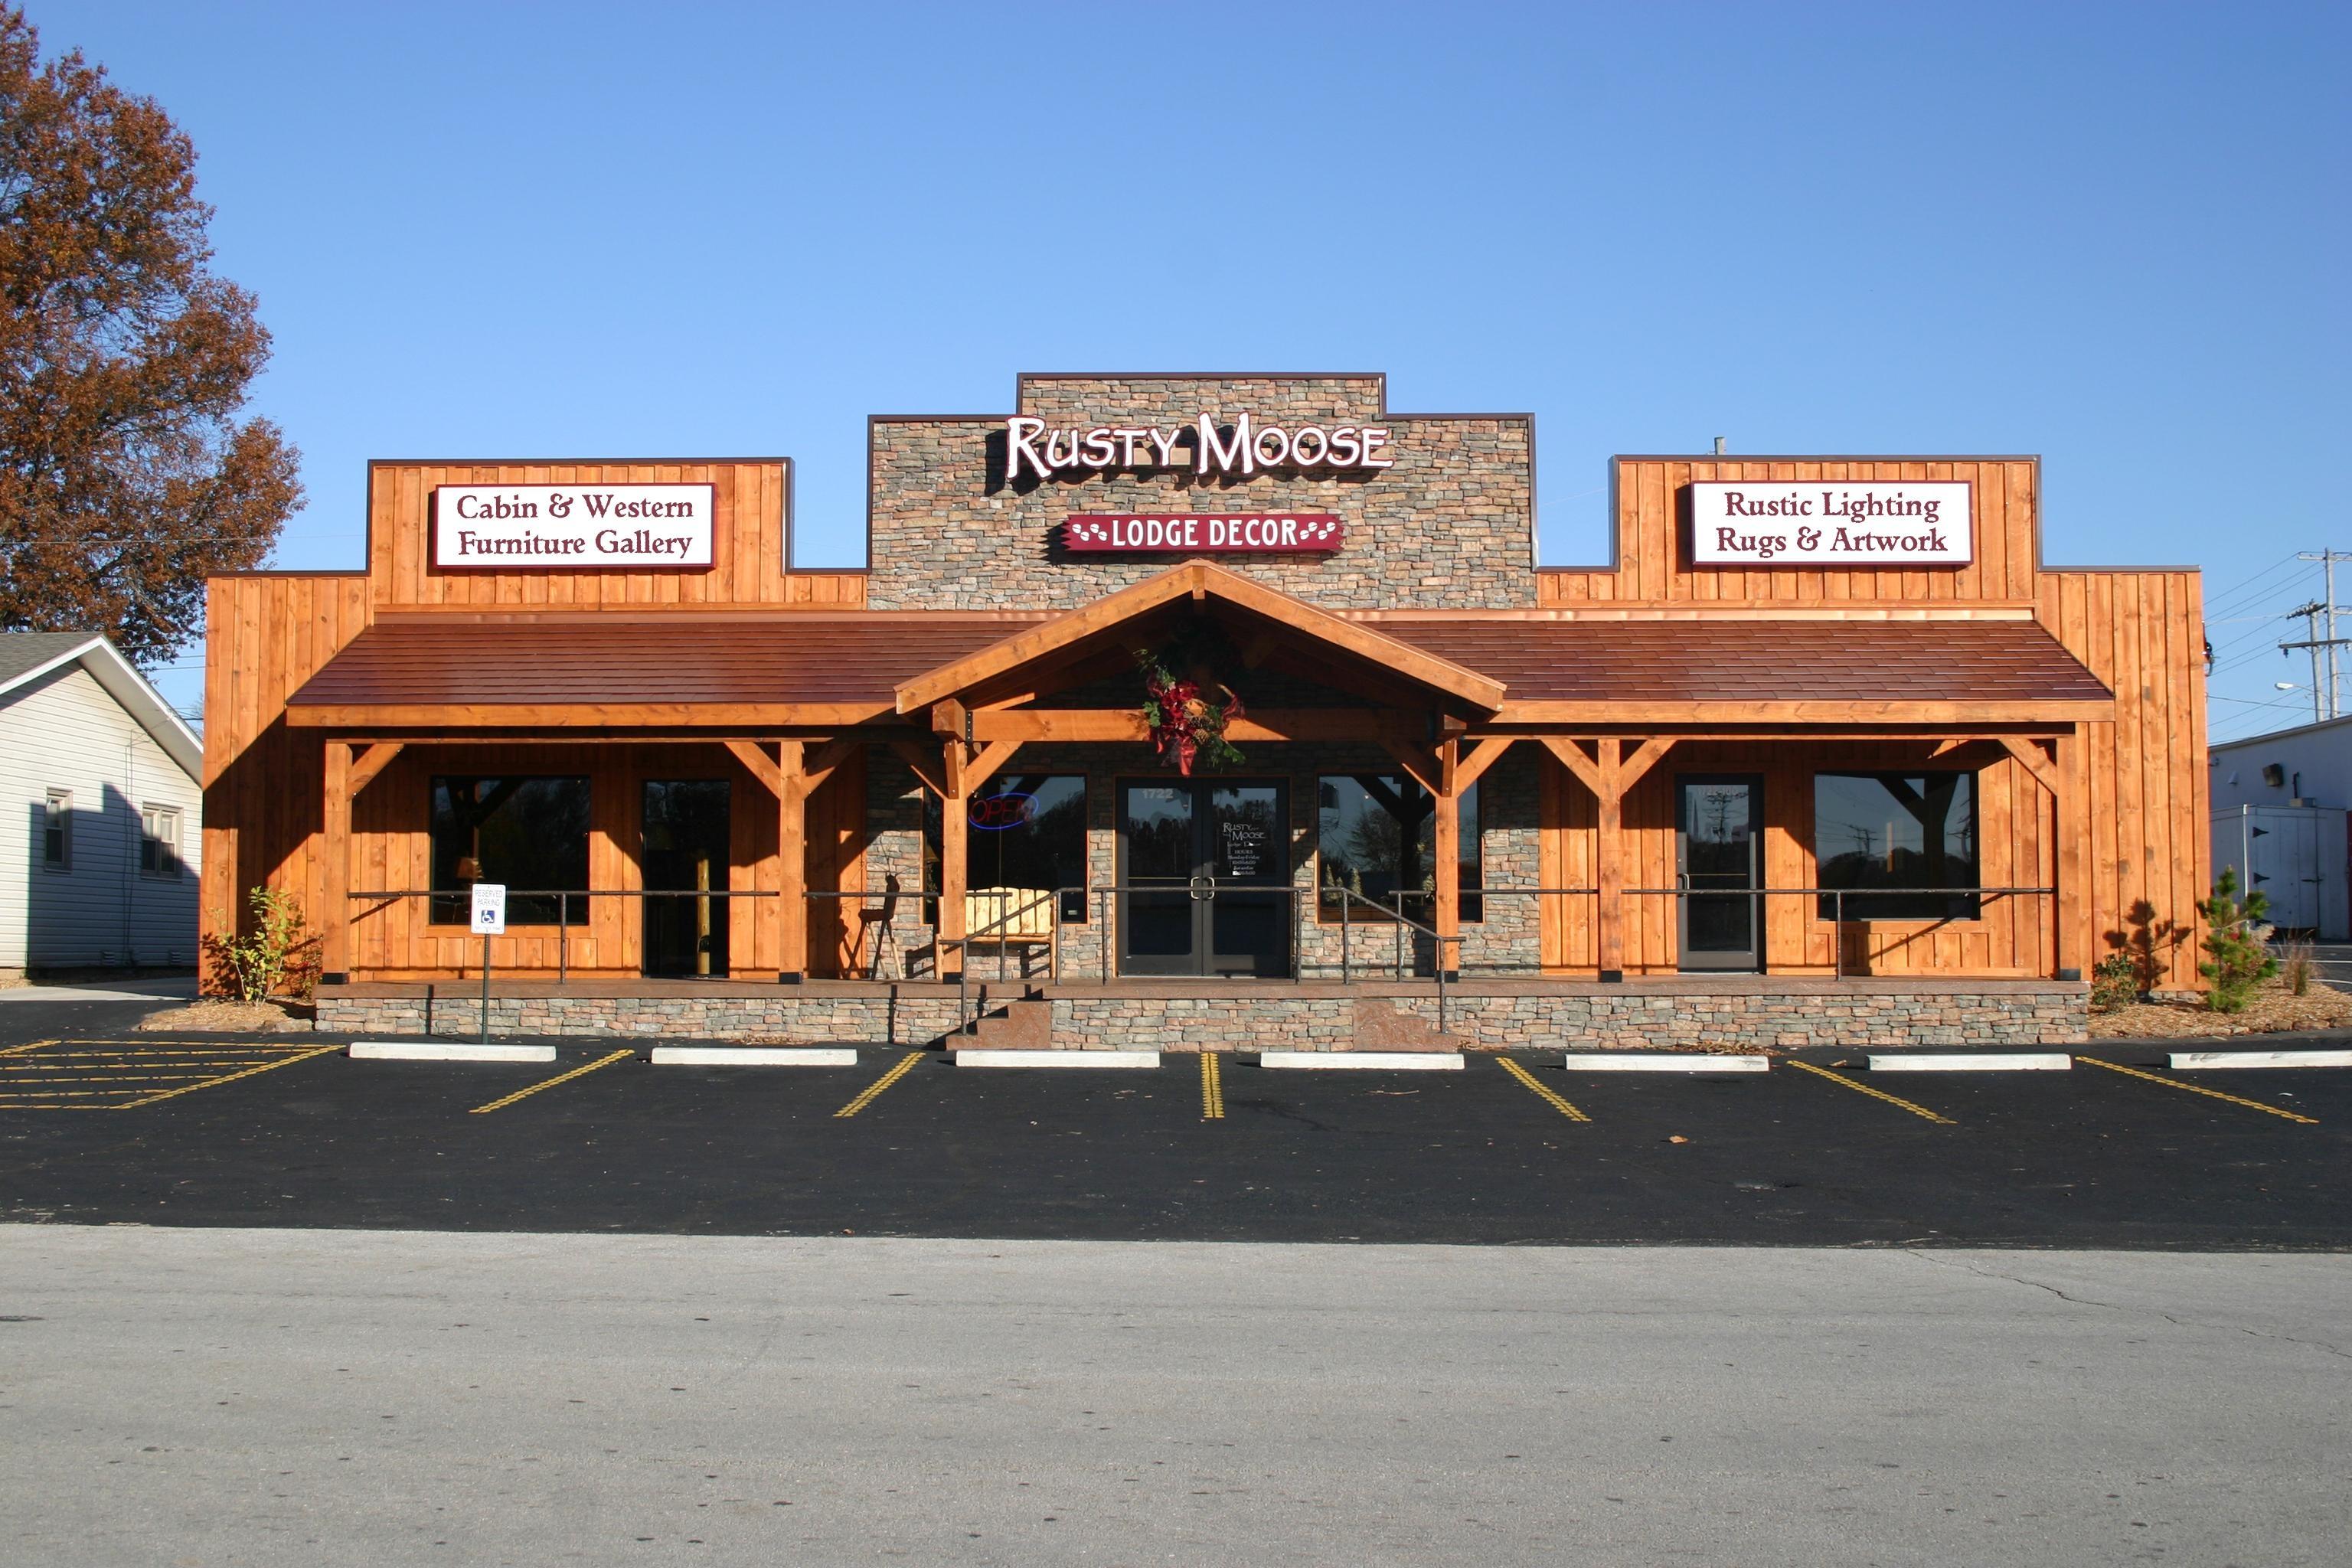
left=279, top=588, right=2114, bottom=733
left=890, top=560, right=1510, bottom=717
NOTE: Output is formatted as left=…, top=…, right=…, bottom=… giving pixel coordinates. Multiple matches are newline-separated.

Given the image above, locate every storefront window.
left=923, top=775, right=1089, bottom=923
left=1315, top=775, right=1480, bottom=923
left=430, top=776, right=592, bottom=925
left=1814, top=772, right=1979, bottom=920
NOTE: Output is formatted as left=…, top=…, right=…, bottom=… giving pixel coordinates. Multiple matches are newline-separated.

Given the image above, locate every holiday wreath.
left=1138, top=636, right=1246, bottom=776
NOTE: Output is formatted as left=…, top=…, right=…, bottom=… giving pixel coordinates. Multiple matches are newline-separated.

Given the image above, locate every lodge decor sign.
left=1007, top=413, right=1395, bottom=479
left=1689, top=482, right=1972, bottom=567
left=1063, top=514, right=1345, bottom=554
left=431, top=483, right=715, bottom=568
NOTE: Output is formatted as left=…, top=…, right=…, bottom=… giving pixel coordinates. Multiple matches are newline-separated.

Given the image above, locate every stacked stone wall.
left=865, top=376, right=1535, bottom=612
left=318, top=983, right=2087, bottom=1050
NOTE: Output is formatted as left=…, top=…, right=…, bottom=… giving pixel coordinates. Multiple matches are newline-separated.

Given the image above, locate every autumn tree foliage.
left=0, top=5, right=298, bottom=666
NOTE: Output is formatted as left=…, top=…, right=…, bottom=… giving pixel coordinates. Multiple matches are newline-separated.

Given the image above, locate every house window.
left=139, top=805, right=183, bottom=878
left=430, top=776, right=591, bottom=924
left=1315, top=774, right=1481, bottom=923
left=43, top=790, right=70, bottom=870
left=1814, top=771, right=1980, bottom=920
left=922, top=774, right=1089, bottom=923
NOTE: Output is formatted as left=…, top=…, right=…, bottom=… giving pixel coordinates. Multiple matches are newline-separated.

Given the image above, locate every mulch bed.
left=134, top=999, right=318, bottom=1034
left=2089, top=975, right=2352, bottom=1039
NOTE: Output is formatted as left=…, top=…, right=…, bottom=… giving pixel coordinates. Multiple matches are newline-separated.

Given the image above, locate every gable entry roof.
left=893, top=560, right=1509, bottom=716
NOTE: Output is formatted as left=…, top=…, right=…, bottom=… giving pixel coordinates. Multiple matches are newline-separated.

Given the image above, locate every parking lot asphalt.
left=2, top=1023, right=2345, bottom=1246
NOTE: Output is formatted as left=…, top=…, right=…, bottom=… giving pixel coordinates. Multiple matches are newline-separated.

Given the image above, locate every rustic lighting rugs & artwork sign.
left=1689, top=481, right=1973, bottom=567
left=432, top=483, right=716, bottom=568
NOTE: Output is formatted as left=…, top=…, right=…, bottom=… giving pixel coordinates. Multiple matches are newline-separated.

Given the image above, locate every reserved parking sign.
left=469, top=884, right=508, bottom=935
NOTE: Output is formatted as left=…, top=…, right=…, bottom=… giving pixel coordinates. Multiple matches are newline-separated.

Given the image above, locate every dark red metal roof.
left=1375, top=616, right=2110, bottom=704
left=286, top=616, right=1021, bottom=710
left=286, top=610, right=2109, bottom=711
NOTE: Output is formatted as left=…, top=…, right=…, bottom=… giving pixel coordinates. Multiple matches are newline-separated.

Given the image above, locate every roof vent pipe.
left=1713, top=436, right=1726, bottom=456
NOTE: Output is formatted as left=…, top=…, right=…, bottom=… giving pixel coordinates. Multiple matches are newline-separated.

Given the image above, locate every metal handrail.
left=940, top=887, right=1062, bottom=1037
left=348, top=887, right=776, bottom=985
left=1620, top=884, right=2057, bottom=979
left=1330, top=887, right=1462, bottom=1031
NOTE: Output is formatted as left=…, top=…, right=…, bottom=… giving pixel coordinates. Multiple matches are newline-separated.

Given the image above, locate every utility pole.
left=2281, top=552, right=2352, bottom=720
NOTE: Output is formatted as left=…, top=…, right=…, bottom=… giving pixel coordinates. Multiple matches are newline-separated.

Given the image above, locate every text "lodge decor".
left=1063, top=514, right=1345, bottom=554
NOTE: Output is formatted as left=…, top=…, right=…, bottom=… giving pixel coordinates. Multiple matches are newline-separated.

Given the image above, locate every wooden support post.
left=2054, top=728, right=2086, bottom=982
left=777, top=740, right=808, bottom=983
left=1997, top=733, right=2082, bottom=982
left=1592, top=737, right=1625, bottom=982
left=1432, top=737, right=1461, bottom=979
left=320, top=740, right=351, bottom=984
left=938, top=737, right=968, bottom=982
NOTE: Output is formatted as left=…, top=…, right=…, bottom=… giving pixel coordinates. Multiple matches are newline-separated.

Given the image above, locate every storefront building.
left=201, top=374, right=2207, bottom=1047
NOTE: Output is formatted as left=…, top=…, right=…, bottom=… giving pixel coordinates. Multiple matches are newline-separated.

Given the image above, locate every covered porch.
left=287, top=561, right=2114, bottom=1020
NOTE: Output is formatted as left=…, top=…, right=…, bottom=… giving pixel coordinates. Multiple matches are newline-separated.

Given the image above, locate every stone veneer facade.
left=855, top=746, right=1544, bottom=983
left=317, top=982, right=2088, bottom=1050
left=862, top=374, right=1536, bottom=610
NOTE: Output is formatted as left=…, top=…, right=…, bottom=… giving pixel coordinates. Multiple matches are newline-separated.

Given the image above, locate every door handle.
left=1188, top=874, right=1217, bottom=902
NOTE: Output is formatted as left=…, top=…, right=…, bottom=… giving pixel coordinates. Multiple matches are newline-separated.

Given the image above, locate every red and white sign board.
left=1063, top=514, right=1345, bottom=554
left=433, top=483, right=715, bottom=568
left=1689, top=482, right=1971, bottom=567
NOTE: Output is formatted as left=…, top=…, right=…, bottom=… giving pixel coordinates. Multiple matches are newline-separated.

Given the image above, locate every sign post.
left=469, top=884, right=508, bottom=1044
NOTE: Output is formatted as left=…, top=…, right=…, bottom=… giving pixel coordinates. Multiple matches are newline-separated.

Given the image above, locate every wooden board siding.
left=1537, top=742, right=2054, bottom=977
left=1529, top=566, right=2204, bottom=987
left=2037, top=570, right=2209, bottom=991
left=342, top=741, right=869, bottom=980
left=1538, top=459, right=2043, bottom=606
left=364, top=460, right=866, bottom=609
left=198, top=574, right=373, bottom=991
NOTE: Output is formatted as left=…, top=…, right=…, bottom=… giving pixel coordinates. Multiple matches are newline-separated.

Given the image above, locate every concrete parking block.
left=2169, top=1049, right=2352, bottom=1070
left=1558, top=1053, right=1768, bottom=1073
left=1867, top=1052, right=2071, bottom=1072
left=955, top=1050, right=1160, bottom=1069
left=1258, top=1051, right=1465, bottom=1070
left=350, top=1041, right=557, bottom=1063
left=651, top=1047, right=858, bottom=1067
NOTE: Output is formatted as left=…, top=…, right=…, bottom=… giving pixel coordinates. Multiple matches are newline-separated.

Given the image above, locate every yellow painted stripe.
left=24, top=1050, right=305, bottom=1057
left=469, top=1049, right=636, bottom=1114
left=1787, top=1059, right=1955, bottom=1125
left=1498, top=1057, right=1591, bottom=1122
left=835, top=1050, right=924, bottom=1119
left=1200, top=1050, right=1225, bottom=1119
left=118, top=1045, right=346, bottom=1108
left=2079, top=1055, right=2319, bottom=1125
left=0, top=1089, right=154, bottom=1099
left=0, top=1038, right=59, bottom=1057
left=2, top=1074, right=216, bottom=1083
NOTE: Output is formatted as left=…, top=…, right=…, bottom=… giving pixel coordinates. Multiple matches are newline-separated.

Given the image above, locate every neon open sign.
left=969, top=792, right=1036, bottom=831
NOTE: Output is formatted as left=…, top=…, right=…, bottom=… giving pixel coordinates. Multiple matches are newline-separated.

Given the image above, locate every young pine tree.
left=2197, top=867, right=2278, bottom=1014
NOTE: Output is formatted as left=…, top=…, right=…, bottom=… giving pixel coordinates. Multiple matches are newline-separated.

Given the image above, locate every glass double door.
left=1677, top=776, right=1762, bottom=972
left=1117, top=779, right=1291, bottom=977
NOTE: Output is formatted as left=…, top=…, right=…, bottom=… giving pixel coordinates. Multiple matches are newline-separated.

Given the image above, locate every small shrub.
left=2089, top=952, right=2139, bottom=1014
left=2197, top=868, right=2278, bottom=1014
left=201, top=886, right=322, bottom=1004
left=2280, top=939, right=2315, bottom=998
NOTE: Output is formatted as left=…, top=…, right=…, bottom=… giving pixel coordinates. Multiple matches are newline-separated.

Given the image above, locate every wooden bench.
left=963, top=887, right=1059, bottom=978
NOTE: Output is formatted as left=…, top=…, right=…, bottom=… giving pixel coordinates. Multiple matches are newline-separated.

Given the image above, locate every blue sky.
left=35, top=2, right=2350, bottom=739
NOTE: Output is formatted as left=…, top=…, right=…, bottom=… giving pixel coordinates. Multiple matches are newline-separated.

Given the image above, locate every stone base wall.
left=317, top=984, right=2086, bottom=1050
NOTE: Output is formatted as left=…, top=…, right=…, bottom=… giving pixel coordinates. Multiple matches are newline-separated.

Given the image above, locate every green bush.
left=201, top=886, right=322, bottom=1003
left=2197, top=868, right=2278, bottom=1014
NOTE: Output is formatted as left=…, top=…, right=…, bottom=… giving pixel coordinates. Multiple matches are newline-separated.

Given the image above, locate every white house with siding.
left=0, top=632, right=203, bottom=978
